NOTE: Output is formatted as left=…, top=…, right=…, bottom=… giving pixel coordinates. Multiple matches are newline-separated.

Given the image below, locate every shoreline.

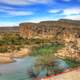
left=0, top=48, right=31, bottom=64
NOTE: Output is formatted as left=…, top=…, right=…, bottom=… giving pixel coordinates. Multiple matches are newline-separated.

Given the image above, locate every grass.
left=33, top=43, right=65, bottom=75
left=32, top=43, right=64, bottom=56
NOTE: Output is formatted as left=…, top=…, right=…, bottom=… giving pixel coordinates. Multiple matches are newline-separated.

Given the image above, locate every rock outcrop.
left=55, top=44, right=80, bottom=61
left=19, top=19, right=80, bottom=41
left=55, top=36, right=80, bottom=61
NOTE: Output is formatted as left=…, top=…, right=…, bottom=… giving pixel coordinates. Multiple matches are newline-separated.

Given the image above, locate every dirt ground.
left=0, top=48, right=31, bottom=63
left=41, top=68, right=80, bottom=80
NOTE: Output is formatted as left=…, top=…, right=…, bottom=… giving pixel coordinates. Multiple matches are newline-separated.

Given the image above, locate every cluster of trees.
left=0, top=33, right=54, bottom=46
left=0, top=33, right=24, bottom=45
left=0, top=32, right=62, bottom=53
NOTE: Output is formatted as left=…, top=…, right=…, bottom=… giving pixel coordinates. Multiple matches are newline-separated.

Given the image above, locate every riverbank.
left=42, top=67, right=80, bottom=80
left=0, top=48, right=31, bottom=64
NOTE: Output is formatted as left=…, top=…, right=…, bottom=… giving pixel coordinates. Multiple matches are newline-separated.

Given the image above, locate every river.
left=0, top=56, right=36, bottom=80
left=0, top=56, right=69, bottom=80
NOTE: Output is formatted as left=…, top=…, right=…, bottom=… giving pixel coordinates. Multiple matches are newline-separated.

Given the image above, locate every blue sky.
left=0, top=0, right=80, bottom=26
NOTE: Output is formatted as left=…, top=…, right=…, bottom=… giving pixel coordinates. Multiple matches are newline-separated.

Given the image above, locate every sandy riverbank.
left=0, top=48, right=31, bottom=64
left=42, top=68, right=80, bottom=80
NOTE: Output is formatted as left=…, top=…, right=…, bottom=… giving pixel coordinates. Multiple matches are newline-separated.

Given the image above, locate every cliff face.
left=19, top=19, right=80, bottom=60
left=19, top=23, right=38, bottom=38
left=19, top=19, right=80, bottom=41
left=19, top=23, right=56, bottom=39
left=55, top=38, right=80, bottom=61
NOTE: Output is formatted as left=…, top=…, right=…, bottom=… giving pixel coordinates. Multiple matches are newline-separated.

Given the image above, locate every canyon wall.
left=19, top=20, right=80, bottom=42
left=19, top=19, right=80, bottom=61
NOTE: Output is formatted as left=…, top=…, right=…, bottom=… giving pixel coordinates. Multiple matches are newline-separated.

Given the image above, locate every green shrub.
left=63, top=58, right=80, bottom=68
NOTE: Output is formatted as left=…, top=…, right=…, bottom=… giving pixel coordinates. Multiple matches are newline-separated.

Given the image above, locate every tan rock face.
left=0, top=48, right=31, bottom=63
left=13, top=48, right=31, bottom=58
left=17, top=20, right=80, bottom=61
left=0, top=57, right=14, bottom=64
left=19, top=21, right=80, bottom=42
left=19, top=22, right=66, bottom=39
left=55, top=39, right=80, bottom=61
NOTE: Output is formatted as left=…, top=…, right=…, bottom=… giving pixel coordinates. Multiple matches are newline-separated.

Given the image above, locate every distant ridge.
left=0, top=26, right=19, bottom=33
left=0, top=19, right=80, bottom=33
left=59, top=19, right=80, bottom=25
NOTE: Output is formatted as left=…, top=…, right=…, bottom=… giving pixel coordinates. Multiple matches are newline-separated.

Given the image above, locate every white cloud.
left=0, top=5, right=34, bottom=16
left=48, top=7, right=80, bottom=16
left=0, top=5, right=14, bottom=12
left=8, top=11, right=34, bottom=16
left=0, top=22, right=18, bottom=26
left=62, top=7, right=80, bottom=20
left=0, top=0, right=51, bottom=5
left=0, top=0, right=30, bottom=5
left=29, top=0, right=51, bottom=3
left=0, top=0, right=28, bottom=5
left=26, top=16, right=58, bottom=23
left=48, top=9, right=61, bottom=13
left=0, top=10, right=34, bottom=16
left=63, top=7, right=80, bottom=15
left=0, top=5, right=14, bottom=10
left=0, top=9, right=34, bottom=16
left=64, top=15, right=80, bottom=20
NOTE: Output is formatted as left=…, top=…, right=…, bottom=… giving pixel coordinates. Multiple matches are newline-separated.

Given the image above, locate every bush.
left=63, top=58, right=80, bottom=68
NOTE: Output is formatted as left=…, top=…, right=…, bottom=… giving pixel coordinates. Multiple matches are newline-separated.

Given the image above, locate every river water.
left=0, top=56, right=69, bottom=80
left=0, top=56, right=36, bottom=80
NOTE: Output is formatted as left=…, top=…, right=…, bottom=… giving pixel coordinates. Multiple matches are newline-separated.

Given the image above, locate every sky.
left=0, top=0, right=80, bottom=26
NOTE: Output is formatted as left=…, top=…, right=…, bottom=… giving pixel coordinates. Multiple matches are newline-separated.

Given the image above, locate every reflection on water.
left=53, top=59, right=69, bottom=70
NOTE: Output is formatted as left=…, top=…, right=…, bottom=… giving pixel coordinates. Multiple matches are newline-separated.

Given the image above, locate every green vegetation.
left=0, top=33, right=48, bottom=53
left=33, top=43, right=65, bottom=75
left=0, top=33, right=26, bottom=45
left=32, top=43, right=80, bottom=76
left=0, top=45, right=23, bottom=53
left=0, top=33, right=25, bottom=53
left=63, top=58, right=80, bottom=68
left=34, top=53, right=67, bottom=76
left=32, top=43, right=64, bottom=56
left=0, top=33, right=53, bottom=46
left=0, top=32, right=64, bottom=53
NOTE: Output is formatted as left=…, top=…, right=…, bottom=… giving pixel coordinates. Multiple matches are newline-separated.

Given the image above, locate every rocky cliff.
left=19, top=19, right=80, bottom=61
left=19, top=19, right=80, bottom=41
